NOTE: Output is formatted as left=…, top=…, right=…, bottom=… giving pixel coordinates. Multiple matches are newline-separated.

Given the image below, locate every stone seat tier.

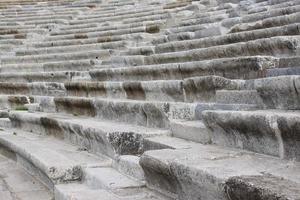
left=0, top=27, right=46, bottom=35
left=52, top=96, right=256, bottom=123
left=140, top=141, right=300, bottom=200
left=50, top=21, right=161, bottom=36
left=0, top=14, right=73, bottom=23
left=0, top=10, right=82, bottom=18
left=0, top=76, right=241, bottom=102
left=69, top=12, right=169, bottom=26
left=0, top=129, right=111, bottom=189
left=3, top=75, right=296, bottom=112
left=1, top=7, right=89, bottom=16
left=8, top=111, right=170, bottom=157
left=0, top=59, right=101, bottom=73
left=203, top=109, right=300, bottom=161
left=73, top=9, right=167, bottom=24
left=15, top=41, right=127, bottom=56
left=106, top=36, right=300, bottom=67
left=45, top=24, right=160, bottom=41
left=0, top=153, right=53, bottom=199
left=215, top=89, right=264, bottom=106
left=31, top=33, right=141, bottom=48
left=74, top=7, right=158, bottom=21
left=0, top=125, right=171, bottom=200
left=246, top=1, right=285, bottom=14
left=55, top=183, right=170, bottom=200
left=0, top=56, right=278, bottom=82
left=1, top=49, right=111, bottom=65
left=154, top=23, right=300, bottom=54
left=230, top=11, right=300, bottom=33
left=253, top=75, right=300, bottom=109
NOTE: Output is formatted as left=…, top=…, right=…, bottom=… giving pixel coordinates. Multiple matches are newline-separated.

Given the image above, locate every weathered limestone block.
left=254, top=76, right=300, bottom=109
left=55, top=97, right=96, bottom=117
left=90, top=56, right=279, bottom=81
left=1, top=50, right=111, bottom=64
left=216, top=90, right=264, bottom=106
left=140, top=145, right=300, bottom=200
left=155, top=24, right=300, bottom=53
left=203, top=110, right=300, bottom=161
left=183, top=76, right=242, bottom=102
left=8, top=111, right=169, bottom=157
left=230, top=12, right=300, bottom=33
left=0, top=71, right=74, bottom=83
left=0, top=83, right=29, bottom=95
left=225, top=174, right=300, bottom=200
left=145, top=36, right=300, bottom=65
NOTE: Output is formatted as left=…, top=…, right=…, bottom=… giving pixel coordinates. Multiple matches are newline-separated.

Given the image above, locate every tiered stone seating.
left=0, top=0, right=300, bottom=199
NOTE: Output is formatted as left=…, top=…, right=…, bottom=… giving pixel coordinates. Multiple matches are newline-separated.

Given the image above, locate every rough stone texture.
left=140, top=145, right=300, bottom=200
left=0, top=154, right=53, bottom=200
left=203, top=110, right=300, bottom=161
left=254, top=76, right=300, bottom=109
left=225, top=174, right=300, bottom=200
left=0, top=0, right=300, bottom=199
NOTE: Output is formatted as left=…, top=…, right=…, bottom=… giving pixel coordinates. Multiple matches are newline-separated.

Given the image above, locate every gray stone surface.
left=254, top=75, right=300, bottom=109
left=1, top=0, right=300, bottom=199
left=203, top=110, right=300, bottom=161
left=140, top=143, right=300, bottom=200
left=0, top=154, right=53, bottom=200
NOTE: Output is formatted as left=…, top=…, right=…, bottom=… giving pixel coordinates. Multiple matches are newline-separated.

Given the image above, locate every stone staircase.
left=0, top=0, right=300, bottom=199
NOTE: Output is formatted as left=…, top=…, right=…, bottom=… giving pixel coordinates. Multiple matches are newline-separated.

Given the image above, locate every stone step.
left=69, top=12, right=168, bottom=26
left=170, top=17, right=226, bottom=34
left=230, top=11, right=300, bottom=33
left=8, top=111, right=170, bottom=157
left=240, top=4, right=300, bottom=25
left=1, top=10, right=81, bottom=18
left=151, top=32, right=195, bottom=45
left=54, top=183, right=171, bottom=200
left=202, top=109, right=300, bottom=161
left=0, top=129, right=111, bottom=189
left=73, top=9, right=167, bottom=25
left=253, top=75, right=300, bottom=109
left=31, top=32, right=152, bottom=48
left=74, top=7, right=158, bottom=21
left=0, top=14, right=73, bottom=23
left=51, top=97, right=257, bottom=128
left=46, top=24, right=160, bottom=41
left=64, top=76, right=242, bottom=102
left=0, top=76, right=244, bottom=103
left=0, top=118, right=12, bottom=128
left=0, top=32, right=27, bottom=39
left=215, top=90, right=264, bottom=106
left=0, top=27, right=46, bottom=35
left=107, top=36, right=300, bottom=67
left=143, top=135, right=198, bottom=151
left=90, top=56, right=277, bottom=81
left=140, top=142, right=300, bottom=200
left=15, top=41, right=127, bottom=56
left=51, top=22, right=150, bottom=36
left=0, top=59, right=100, bottom=73
left=0, top=71, right=87, bottom=83
left=170, top=120, right=210, bottom=143
left=0, top=38, right=24, bottom=45
left=267, top=66, right=300, bottom=77
left=84, top=167, right=144, bottom=190
left=112, top=155, right=145, bottom=182
left=24, top=18, right=69, bottom=26
left=0, top=154, right=53, bottom=200
left=1, top=50, right=111, bottom=65
left=0, top=95, right=30, bottom=110
left=154, top=23, right=300, bottom=54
